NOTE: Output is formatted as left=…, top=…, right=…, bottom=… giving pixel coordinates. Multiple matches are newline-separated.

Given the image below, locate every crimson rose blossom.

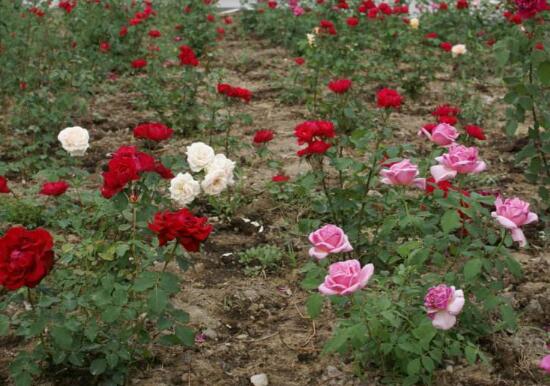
left=148, top=208, right=213, bottom=252
left=131, top=59, right=147, bottom=69
left=99, top=41, right=110, bottom=53
left=178, top=45, right=199, bottom=67
left=515, top=0, right=549, bottom=19
left=253, top=130, right=274, bottom=144
left=133, top=122, right=174, bottom=141
left=40, top=181, right=70, bottom=197
left=346, top=17, right=359, bottom=27
left=456, top=0, right=468, bottom=9
left=0, top=227, right=54, bottom=290
left=294, top=57, right=305, bottom=65
left=376, top=88, right=402, bottom=109
left=217, top=83, right=252, bottom=103
left=148, top=29, right=161, bottom=38
left=440, top=42, right=452, bottom=52
left=272, top=174, right=290, bottom=182
left=294, top=120, right=335, bottom=157
left=464, top=125, right=486, bottom=140
left=328, top=79, right=352, bottom=94
left=0, top=176, right=10, bottom=193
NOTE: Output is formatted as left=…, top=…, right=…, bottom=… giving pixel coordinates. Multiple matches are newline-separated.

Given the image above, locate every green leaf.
left=407, top=358, right=421, bottom=375
left=464, top=346, right=477, bottom=364
left=175, top=326, right=195, bottom=346
left=504, top=255, right=522, bottom=278
left=159, top=272, right=181, bottom=294
left=500, top=304, right=517, bottom=329
left=538, top=61, right=550, bottom=85
left=90, top=358, right=107, bottom=376
left=148, top=287, right=168, bottom=315
left=50, top=326, right=73, bottom=350
left=463, top=258, right=482, bottom=281
left=441, top=210, right=461, bottom=233
left=133, top=272, right=157, bottom=292
left=0, top=315, right=9, bottom=336
left=306, top=293, right=324, bottom=319
left=421, top=355, right=435, bottom=372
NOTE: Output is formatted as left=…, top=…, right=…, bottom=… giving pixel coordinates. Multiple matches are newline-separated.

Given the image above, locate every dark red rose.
left=0, top=227, right=54, bottom=290
left=268, top=0, right=278, bottom=8
left=217, top=83, right=252, bottom=102
left=438, top=116, right=458, bottom=125
left=432, top=104, right=460, bottom=117
left=440, top=42, right=452, bottom=52
left=133, top=122, right=174, bottom=141
left=0, top=176, right=10, bottom=193
left=253, top=130, right=274, bottom=144
left=297, top=140, right=331, bottom=157
left=131, top=59, right=147, bottom=69
left=328, top=79, right=352, bottom=94
left=178, top=45, right=199, bottom=67
left=346, top=17, right=359, bottom=27
left=224, top=16, right=233, bottom=24
left=19, top=82, right=27, bottom=91
left=378, top=2, right=392, bottom=14
left=207, top=14, right=215, bottom=22
left=376, top=88, right=402, bottom=109
left=425, top=32, right=438, bottom=39
left=294, top=57, right=305, bottom=65
left=59, top=0, right=76, bottom=13
left=99, top=41, right=110, bottom=53
left=425, top=177, right=453, bottom=196
left=148, top=29, right=161, bottom=38
left=319, top=20, right=337, bottom=35
left=40, top=181, right=69, bottom=197
left=439, top=1, right=448, bottom=10
left=456, top=0, right=468, bottom=9
left=148, top=209, right=213, bottom=251
left=464, top=125, right=486, bottom=140
left=535, top=42, right=544, bottom=50
left=119, top=25, right=128, bottom=37
left=515, top=0, right=549, bottom=19
left=272, top=174, right=290, bottom=182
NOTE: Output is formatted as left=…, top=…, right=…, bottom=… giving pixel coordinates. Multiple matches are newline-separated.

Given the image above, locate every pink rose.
left=424, top=284, right=464, bottom=330
left=430, top=144, right=486, bottom=182
left=539, top=355, right=550, bottom=374
left=380, top=159, right=426, bottom=189
left=319, top=260, right=374, bottom=295
left=293, top=6, right=305, bottom=15
left=491, top=196, right=538, bottom=247
left=308, top=224, right=353, bottom=259
left=418, top=123, right=459, bottom=146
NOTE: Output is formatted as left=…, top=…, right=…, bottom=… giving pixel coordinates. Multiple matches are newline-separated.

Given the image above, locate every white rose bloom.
left=206, top=154, right=235, bottom=186
left=306, top=33, right=316, bottom=47
left=186, top=142, right=215, bottom=172
left=451, top=44, right=467, bottom=58
left=58, top=126, right=89, bottom=156
left=201, top=168, right=229, bottom=196
left=409, top=18, right=419, bottom=29
left=169, top=172, right=200, bottom=207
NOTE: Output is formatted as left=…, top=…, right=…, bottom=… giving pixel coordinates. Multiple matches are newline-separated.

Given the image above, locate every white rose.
left=169, top=172, right=200, bottom=207
left=306, top=33, right=316, bottom=47
left=201, top=168, right=229, bottom=196
left=451, top=44, right=467, bottom=58
left=409, top=18, right=419, bottom=29
left=186, top=142, right=215, bottom=172
left=58, top=126, right=89, bottom=156
left=206, top=154, right=235, bottom=186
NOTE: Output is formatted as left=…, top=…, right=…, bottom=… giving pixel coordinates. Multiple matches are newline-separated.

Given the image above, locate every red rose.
left=148, top=29, right=161, bottom=38
left=297, top=140, right=331, bottom=157
left=440, top=42, right=452, bottom=52
left=272, top=174, right=290, bottom=182
left=535, top=42, right=544, bottom=51
left=131, top=59, right=147, bottom=69
left=376, top=88, right=402, bottom=109
left=253, top=130, right=274, bottom=144
left=294, top=57, right=305, bottom=65
left=40, top=181, right=70, bottom=197
left=432, top=104, right=460, bottom=117
left=119, top=25, right=128, bottom=37
left=439, top=1, right=449, bottom=10
left=206, top=14, right=215, bottom=22
left=133, top=122, right=174, bottom=141
left=425, top=177, right=453, bottom=196
left=515, top=0, right=549, bottom=19
left=319, top=20, right=337, bottom=35
left=328, top=79, right=352, bottom=94
left=456, top=0, right=468, bottom=9
left=99, top=41, right=110, bottom=53
left=437, top=115, right=458, bottom=125
left=217, top=83, right=252, bottom=102
left=0, top=227, right=54, bottom=290
left=425, top=32, right=438, bottom=39
left=346, top=17, right=359, bottom=27
left=178, top=45, right=200, bottom=67
left=367, top=8, right=379, bottom=19
left=19, top=82, right=27, bottom=91
left=294, top=121, right=335, bottom=157
left=0, top=176, right=10, bottom=193
left=224, top=16, right=233, bottom=24
left=148, top=209, right=213, bottom=251
left=268, top=0, right=278, bottom=8
left=59, top=0, right=76, bottom=13
left=464, top=125, right=486, bottom=140
left=422, top=123, right=437, bottom=134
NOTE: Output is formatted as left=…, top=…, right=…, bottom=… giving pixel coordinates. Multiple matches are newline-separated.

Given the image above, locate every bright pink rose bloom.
left=293, top=6, right=304, bottom=15
left=539, top=355, right=550, bottom=374
left=419, top=123, right=458, bottom=147
left=319, top=260, right=374, bottom=295
left=430, top=145, right=486, bottom=182
left=424, top=284, right=465, bottom=330
left=308, top=224, right=353, bottom=259
left=380, top=159, right=426, bottom=189
left=491, top=196, right=538, bottom=247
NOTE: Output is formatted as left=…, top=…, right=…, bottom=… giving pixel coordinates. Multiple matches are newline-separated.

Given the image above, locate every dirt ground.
left=1, top=27, right=549, bottom=386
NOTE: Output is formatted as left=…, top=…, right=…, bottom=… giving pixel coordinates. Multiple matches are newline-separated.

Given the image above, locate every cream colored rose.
left=306, top=33, right=316, bottom=47
left=58, top=126, right=89, bottom=156
left=409, top=18, right=419, bottom=29
left=451, top=44, right=467, bottom=58
left=186, top=142, right=215, bottom=172
left=169, top=172, right=200, bottom=207
left=206, top=154, right=235, bottom=186
left=201, top=168, right=229, bottom=196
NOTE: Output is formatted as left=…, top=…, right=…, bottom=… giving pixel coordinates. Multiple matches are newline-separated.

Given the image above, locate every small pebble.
left=250, top=373, right=268, bottom=386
